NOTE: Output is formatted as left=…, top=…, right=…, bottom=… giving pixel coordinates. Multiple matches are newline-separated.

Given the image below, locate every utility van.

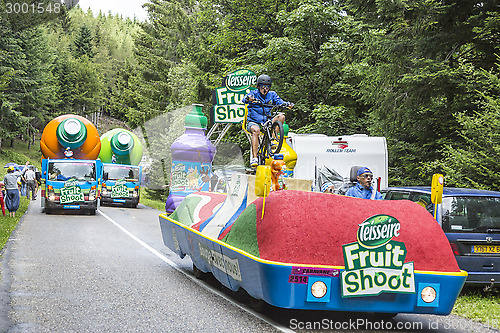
left=287, top=134, right=388, bottom=193
left=101, top=163, right=142, bottom=208
left=41, top=158, right=103, bottom=215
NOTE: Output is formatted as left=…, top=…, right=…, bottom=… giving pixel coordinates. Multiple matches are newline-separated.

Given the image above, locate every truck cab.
left=100, top=163, right=141, bottom=208
left=41, top=158, right=103, bottom=215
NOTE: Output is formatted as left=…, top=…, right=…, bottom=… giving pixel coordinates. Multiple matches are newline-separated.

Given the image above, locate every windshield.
left=103, top=165, right=140, bottom=181
left=443, top=196, right=500, bottom=233
left=48, top=162, right=96, bottom=181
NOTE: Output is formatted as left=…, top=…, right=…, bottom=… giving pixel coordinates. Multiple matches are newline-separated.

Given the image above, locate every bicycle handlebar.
left=244, top=98, right=293, bottom=110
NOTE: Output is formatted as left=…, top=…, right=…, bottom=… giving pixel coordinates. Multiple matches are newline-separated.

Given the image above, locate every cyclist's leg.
left=272, top=112, right=285, bottom=124
left=247, top=122, right=261, bottom=166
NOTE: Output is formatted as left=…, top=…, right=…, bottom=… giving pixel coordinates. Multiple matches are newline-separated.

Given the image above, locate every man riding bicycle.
left=243, top=74, right=293, bottom=167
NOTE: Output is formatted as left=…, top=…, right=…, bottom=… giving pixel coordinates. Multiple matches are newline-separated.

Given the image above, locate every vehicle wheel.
left=249, top=297, right=268, bottom=312
left=269, top=120, right=284, bottom=155
left=192, top=263, right=208, bottom=280
left=45, top=208, right=51, bottom=215
left=90, top=209, right=96, bottom=215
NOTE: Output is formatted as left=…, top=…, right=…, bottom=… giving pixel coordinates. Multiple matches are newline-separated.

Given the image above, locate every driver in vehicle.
left=345, top=166, right=383, bottom=200
left=243, top=74, right=293, bottom=167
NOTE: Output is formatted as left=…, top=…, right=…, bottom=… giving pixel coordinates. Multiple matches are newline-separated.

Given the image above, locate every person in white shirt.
left=24, top=166, right=37, bottom=200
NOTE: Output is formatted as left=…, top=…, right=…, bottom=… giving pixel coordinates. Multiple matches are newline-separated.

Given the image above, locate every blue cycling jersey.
left=243, top=89, right=289, bottom=124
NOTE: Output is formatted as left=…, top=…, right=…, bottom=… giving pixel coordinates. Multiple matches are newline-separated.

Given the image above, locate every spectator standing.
left=3, top=161, right=28, bottom=217
left=24, top=166, right=37, bottom=200
left=0, top=182, right=5, bottom=216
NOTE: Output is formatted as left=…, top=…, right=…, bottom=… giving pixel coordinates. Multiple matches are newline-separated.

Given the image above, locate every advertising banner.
left=211, top=69, right=257, bottom=123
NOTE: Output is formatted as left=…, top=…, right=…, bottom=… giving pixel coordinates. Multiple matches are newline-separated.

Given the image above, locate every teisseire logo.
left=357, top=214, right=401, bottom=248
left=341, top=215, right=415, bottom=298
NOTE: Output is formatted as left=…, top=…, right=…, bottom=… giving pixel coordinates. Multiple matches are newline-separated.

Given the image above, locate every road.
left=0, top=198, right=497, bottom=332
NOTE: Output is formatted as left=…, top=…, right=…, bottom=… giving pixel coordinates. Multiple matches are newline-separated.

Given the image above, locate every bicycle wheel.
left=269, top=121, right=284, bottom=155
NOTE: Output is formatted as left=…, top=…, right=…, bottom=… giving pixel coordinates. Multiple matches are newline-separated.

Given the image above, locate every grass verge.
left=0, top=197, right=29, bottom=251
left=452, top=287, right=500, bottom=325
left=139, top=188, right=166, bottom=211
left=0, top=139, right=39, bottom=253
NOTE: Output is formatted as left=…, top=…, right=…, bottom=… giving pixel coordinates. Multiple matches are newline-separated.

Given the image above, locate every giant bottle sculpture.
left=40, top=114, right=101, bottom=159
left=99, top=128, right=143, bottom=165
left=165, top=104, right=216, bottom=213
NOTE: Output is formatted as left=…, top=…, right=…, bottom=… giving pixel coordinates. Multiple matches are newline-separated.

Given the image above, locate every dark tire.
left=45, top=208, right=51, bottom=215
left=192, top=263, right=208, bottom=280
left=269, top=121, right=284, bottom=155
left=89, top=209, right=96, bottom=215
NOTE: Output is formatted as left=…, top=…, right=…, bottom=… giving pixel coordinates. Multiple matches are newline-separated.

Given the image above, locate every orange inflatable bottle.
left=40, top=114, right=101, bottom=160
left=270, top=154, right=286, bottom=191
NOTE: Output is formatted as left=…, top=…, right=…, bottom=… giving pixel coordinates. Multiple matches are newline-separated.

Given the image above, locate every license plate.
left=63, top=205, right=80, bottom=210
left=112, top=199, right=126, bottom=203
left=471, top=245, right=500, bottom=254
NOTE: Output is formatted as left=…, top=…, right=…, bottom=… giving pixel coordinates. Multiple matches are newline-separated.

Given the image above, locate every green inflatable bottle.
left=99, top=129, right=143, bottom=165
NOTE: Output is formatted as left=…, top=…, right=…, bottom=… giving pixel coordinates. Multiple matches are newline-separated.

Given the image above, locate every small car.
left=384, top=187, right=500, bottom=287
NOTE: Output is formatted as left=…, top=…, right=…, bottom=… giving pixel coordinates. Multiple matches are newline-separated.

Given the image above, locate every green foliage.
left=425, top=67, right=500, bottom=190
left=72, top=25, right=95, bottom=59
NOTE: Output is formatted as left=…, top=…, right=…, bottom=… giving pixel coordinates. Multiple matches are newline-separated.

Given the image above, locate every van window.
left=409, top=193, right=433, bottom=215
left=442, top=196, right=500, bottom=233
left=48, top=162, right=96, bottom=181
left=385, top=191, right=433, bottom=215
left=386, top=191, right=410, bottom=200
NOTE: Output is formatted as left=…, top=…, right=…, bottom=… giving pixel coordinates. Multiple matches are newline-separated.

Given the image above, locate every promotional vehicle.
left=39, top=114, right=103, bottom=215
left=98, top=128, right=143, bottom=208
left=159, top=174, right=466, bottom=315
left=384, top=186, right=500, bottom=287
left=41, top=158, right=103, bottom=215
left=101, top=163, right=141, bottom=208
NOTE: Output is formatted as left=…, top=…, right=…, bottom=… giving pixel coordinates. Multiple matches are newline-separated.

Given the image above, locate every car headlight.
left=311, top=281, right=327, bottom=298
left=421, top=286, right=437, bottom=303
left=48, top=192, right=56, bottom=201
left=132, top=190, right=138, bottom=198
left=102, top=188, right=108, bottom=196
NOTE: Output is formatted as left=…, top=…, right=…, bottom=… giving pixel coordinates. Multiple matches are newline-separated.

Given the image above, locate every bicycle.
left=243, top=100, right=289, bottom=166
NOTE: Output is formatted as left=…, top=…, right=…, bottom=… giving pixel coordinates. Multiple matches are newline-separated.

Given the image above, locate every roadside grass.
left=0, top=140, right=39, bottom=252
left=452, top=287, right=500, bottom=325
left=139, top=187, right=166, bottom=211
left=1, top=140, right=499, bottom=326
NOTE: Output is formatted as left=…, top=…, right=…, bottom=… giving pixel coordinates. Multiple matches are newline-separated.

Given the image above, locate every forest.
left=0, top=0, right=499, bottom=190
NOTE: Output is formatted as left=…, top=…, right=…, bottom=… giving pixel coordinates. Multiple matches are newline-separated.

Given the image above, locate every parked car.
left=384, top=187, right=500, bottom=287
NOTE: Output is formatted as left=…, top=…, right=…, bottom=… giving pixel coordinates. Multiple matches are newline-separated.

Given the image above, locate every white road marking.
left=98, top=209, right=294, bottom=333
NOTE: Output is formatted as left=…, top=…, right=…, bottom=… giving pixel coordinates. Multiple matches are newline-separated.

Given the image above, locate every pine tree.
left=72, top=25, right=95, bottom=59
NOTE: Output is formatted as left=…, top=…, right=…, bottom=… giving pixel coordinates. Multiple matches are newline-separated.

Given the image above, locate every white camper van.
left=287, top=133, right=388, bottom=193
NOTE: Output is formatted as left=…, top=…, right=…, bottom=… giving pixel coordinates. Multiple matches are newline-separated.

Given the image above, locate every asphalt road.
left=0, top=198, right=498, bottom=332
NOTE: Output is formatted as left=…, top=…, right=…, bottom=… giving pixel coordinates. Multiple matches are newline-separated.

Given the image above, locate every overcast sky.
left=77, top=0, right=149, bottom=21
